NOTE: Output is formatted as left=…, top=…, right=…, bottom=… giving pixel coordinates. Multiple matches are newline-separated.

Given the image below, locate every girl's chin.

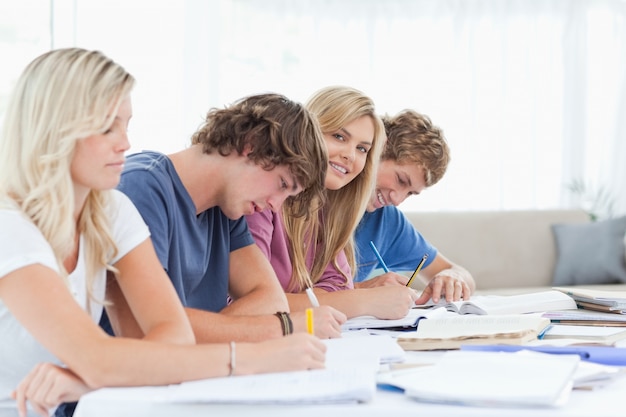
left=325, top=175, right=354, bottom=191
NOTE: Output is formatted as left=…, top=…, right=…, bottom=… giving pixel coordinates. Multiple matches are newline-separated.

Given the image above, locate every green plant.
left=566, top=179, right=615, bottom=221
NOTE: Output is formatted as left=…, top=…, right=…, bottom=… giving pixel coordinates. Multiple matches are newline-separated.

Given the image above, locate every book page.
left=341, top=305, right=450, bottom=331
left=460, top=291, right=577, bottom=315
left=167, top=367, right=376, bottom=404
left=423, top=290, right=577, bottom=315
left=553, top=287, right=626, bottom=303
left=379, top=350, right=579, bottom=407
left=543, top=309, right=626, bottom=324
left=339, top=330, right=406, bottom=363
left=542, top=324, right=626, bottom=343
left=410, top=314, right=550, bottom=339
left=397, top=315, right=550, bottom=350
left=165, top=337, right=380, bottom=404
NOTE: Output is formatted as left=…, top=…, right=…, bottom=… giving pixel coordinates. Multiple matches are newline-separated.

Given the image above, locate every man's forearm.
left=186, top=308, right=284, bottom=343
left=224, top=287, right=289, bottom=315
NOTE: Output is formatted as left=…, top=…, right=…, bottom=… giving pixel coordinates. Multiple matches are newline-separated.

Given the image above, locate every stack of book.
left=540, top=324, right=626, bottom=346
left=542, top=309, right=626, bottom=327
left=553, top=287, right=626, bottom=314
left=397, top=314, right=551, bottom=351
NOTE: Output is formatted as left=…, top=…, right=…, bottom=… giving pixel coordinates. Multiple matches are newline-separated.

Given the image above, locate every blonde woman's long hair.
left=283, top=86, right=386, bottom=292
left=0, top=48, right=135, bottom=303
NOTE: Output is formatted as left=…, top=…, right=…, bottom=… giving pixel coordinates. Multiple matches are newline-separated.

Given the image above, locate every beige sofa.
left=403, top=209, right=626, bottom=294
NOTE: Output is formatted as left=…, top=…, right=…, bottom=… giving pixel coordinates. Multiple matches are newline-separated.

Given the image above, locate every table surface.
left=72, top=373, right=626, bottom=417
left=73, top=342, right=626, bottom=417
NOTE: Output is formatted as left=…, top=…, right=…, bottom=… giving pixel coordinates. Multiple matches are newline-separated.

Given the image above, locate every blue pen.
left=369, top=241, right=390, bottom=273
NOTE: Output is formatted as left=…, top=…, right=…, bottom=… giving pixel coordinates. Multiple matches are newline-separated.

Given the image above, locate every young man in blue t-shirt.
left=353, top=110, right=475, bottom=304
left=105, top=93, right=346, bottom=342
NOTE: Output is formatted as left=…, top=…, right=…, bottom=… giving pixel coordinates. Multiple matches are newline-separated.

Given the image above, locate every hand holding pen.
left=367, top=241, right=470, bottom=305
left=305, top=287, right=318, bottom=335
left=368, top=241, right=428, bottom=288
left=368, top=241, right=390, bottom=273
left=301, top=286, right=347, bottom=338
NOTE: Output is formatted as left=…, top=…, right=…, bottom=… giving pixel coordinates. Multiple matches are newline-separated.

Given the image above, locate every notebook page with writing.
left=167, top=367, right=376, bottom=404
left=165, top=337, right=379, bottom=404
left=340, top=306, right=449, bottom=331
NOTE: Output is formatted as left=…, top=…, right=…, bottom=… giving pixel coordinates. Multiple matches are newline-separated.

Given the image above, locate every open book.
left=342, top=291, right=575, bottom=332
left=397, top=314, right=551, bottom=351
left=419, top=290, right=577, bottom=315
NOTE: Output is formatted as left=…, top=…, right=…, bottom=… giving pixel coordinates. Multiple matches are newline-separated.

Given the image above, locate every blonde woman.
left=0, top=48, right=325, bottom=417
left=246, top=86, right=419, bottom=319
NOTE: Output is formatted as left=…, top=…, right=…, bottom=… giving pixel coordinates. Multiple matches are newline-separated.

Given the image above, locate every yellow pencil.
left=406, top=253, right=429, bottom=287
left=305, top=308, right=314, bottom=335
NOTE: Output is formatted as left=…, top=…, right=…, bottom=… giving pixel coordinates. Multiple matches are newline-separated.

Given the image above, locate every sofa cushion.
left=552, top=216, right=626, bottom=286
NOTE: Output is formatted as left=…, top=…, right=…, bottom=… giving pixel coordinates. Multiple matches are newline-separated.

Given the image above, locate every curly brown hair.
left=381, top=109, right=450, bottom=187
left=191, top=93, right=327, bottom=217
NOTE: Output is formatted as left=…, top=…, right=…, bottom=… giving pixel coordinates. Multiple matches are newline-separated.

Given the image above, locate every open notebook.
left=341, top=307, right=447, bottom=331
left=166, top=367, right=375, bottom=404
left=342, top=290, right=576, bottom=332
left=77, top=337, right=379, bottom=406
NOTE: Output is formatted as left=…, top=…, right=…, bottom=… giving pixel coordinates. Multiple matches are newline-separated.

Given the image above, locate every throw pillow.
left=551, top=216, right=626, bottom=286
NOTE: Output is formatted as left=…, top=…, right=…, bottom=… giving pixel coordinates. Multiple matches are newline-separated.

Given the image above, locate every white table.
left=70, top=336, right=626, bottom=417
left=73, top=373, right=626, bottom=417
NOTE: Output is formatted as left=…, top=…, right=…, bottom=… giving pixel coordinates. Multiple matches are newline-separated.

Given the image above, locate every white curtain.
left=204, top=0, right=626, bottom=216
left=2, top=0, right=625, bottom=215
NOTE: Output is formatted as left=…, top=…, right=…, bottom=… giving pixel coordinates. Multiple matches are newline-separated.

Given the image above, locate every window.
left=2, top=0, right=624, bottom=215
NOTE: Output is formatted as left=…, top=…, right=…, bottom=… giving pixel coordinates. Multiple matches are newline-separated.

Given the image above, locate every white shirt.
left=0, top=190, right=150, bottom=403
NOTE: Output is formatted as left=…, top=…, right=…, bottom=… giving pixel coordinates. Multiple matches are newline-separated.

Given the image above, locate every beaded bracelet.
left=274, top=311, right=293, bottom=335
left=229, top=341, right=236, bottom=377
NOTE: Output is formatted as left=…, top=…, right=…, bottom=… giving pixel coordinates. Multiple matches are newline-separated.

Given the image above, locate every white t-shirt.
left=0, top=190, right=150, bottom=402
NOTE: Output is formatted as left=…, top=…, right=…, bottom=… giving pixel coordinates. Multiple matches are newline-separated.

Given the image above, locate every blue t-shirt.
left=354, top=206, right=438, bottom=282
left=116, top=151, right=254, bottom=311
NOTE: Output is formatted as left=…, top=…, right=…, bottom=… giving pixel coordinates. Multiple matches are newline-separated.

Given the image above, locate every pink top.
left=245, top=209, right=353, bottom=293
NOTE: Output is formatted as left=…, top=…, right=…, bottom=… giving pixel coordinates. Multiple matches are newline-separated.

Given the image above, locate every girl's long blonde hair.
left=283, top=86, right=386, bottom=292
left=0, top=48, right=135, bottom=302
